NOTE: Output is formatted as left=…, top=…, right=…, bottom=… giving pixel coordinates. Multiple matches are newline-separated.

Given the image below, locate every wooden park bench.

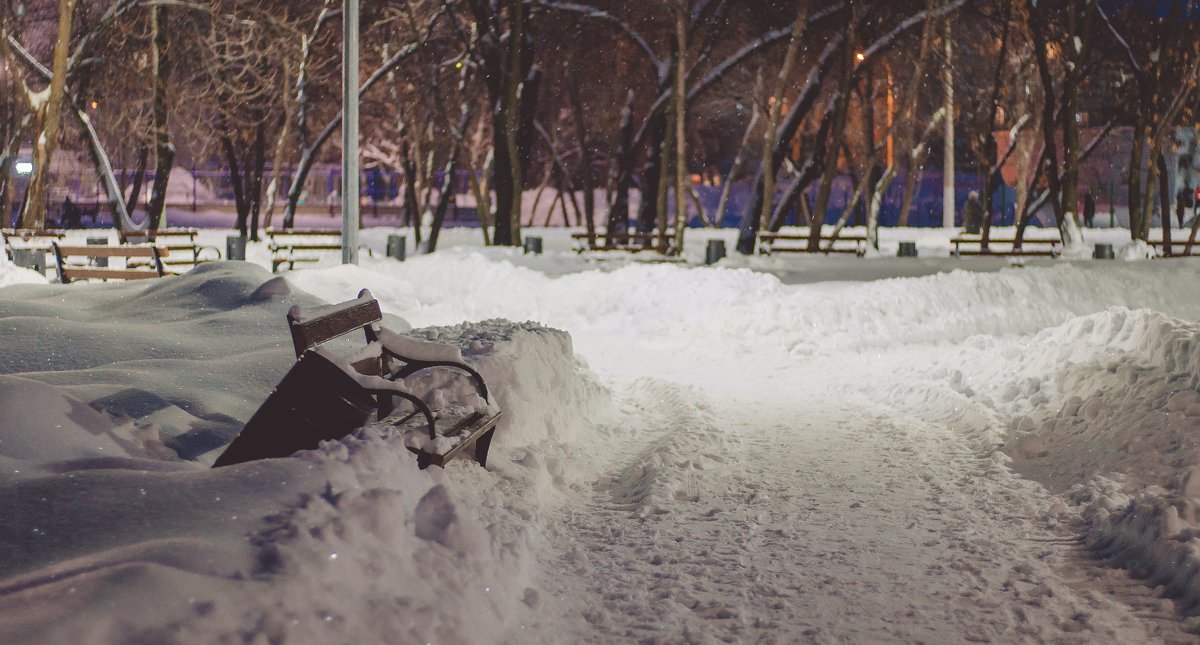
left=213, top=289, right=501, bottom=470
left=1147, top=237, right=1200, bottom=258
left=950, top=234, right=1061, bottom=258
left=51, top=241, right=168, bottom=284
left=3, top=229, right=65, bottom=275
left=757, top=230, right=868, bottom=256
left=118, top=228, right=221, bottom=269
left=266, top=227, right=344, bottom=271
left=571, top=229, right=681, bottom=256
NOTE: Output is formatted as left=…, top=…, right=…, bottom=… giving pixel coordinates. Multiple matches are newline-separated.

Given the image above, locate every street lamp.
left=15, top=161, right=33, bottom=175
left=342, top=0, right=360, bottom=264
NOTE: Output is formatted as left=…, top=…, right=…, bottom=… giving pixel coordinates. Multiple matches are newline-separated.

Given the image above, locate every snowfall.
left=3, top=225, right=1200, bottom=644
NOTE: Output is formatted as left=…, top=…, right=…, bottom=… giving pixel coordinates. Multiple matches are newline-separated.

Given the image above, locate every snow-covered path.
left=527, top=364, right=1188, bottom=643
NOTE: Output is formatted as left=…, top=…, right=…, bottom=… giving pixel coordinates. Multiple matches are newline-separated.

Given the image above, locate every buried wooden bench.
left=51, top=241, right=169, bottom=283
left=570, top=230, right=681, bottom=255
left=212, top=289, right=501, bottom=470
left=118, top=228, right=222, bottom=269
left=756, top=231, right=868, bottom=256
left=950, top=235, right=1061, bottom=258
left=266, top=228, right=343, bottom=272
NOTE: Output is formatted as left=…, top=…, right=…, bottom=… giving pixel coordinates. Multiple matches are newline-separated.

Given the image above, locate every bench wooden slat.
left=761, top=234, right=868, bottom=242
left=2, top=229, right=66, bottom=240
left=956, top=249, right=1058, bottom=257
left=951, top=235, right=1061, bottom=258
left=415, top=411, right=503, bottom=467
left=571, top=230, right=679, bottom=254
left=61, top=268, right=164, bottom=281
left=756, top=231, right=867, bottom=256
left=266, top=228, right=342, bottom=236
left=288, top=297, right=383, bottom=357
left=54, top=245, right=169, bottom=258
left=271, top=243, right=343, bottom=251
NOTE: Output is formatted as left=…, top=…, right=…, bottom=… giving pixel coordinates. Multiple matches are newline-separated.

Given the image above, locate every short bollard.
left=387, top=234, right=407, bottom=261
left=10, top=248, right=46, bottom=275
left=87, top=236, right=109, bottom=267
left=898, top=241, right=918, bottom=258
left=524, top=236, right=543, bottom=255
left=226, top=235, right=247, bottom=261
left=1093, top=243, right=1115, bottom=260
left=706, top=239, right=726, bottom=265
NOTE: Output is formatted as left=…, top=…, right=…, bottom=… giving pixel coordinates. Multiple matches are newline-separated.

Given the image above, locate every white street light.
left=15, top=162, right=33, bottom=175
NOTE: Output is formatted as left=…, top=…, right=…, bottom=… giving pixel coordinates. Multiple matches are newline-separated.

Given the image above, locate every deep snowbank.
left=0, top=260, right=614, bottom=643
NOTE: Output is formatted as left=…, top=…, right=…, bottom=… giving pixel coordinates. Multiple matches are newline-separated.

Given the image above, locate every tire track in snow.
left=527, top=372, right=1186, bottom=643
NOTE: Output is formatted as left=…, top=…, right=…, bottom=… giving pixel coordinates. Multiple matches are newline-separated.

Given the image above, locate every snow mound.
left=403, top=319, right=614, bottom=449
left=895, top=305, right=1200, bottom=617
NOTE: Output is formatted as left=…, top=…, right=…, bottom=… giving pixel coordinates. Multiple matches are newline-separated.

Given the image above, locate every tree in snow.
left=1094, top=0, right=1200, bottom=248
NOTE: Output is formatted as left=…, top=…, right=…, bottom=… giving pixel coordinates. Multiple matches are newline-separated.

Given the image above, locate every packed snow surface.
left=2, top=230, right=1200, bottom=643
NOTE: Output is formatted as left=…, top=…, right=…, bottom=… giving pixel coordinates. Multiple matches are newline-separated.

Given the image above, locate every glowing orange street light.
left=855, top=52, right=865, bottom=62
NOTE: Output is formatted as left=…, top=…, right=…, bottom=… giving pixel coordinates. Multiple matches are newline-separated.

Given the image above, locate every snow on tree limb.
left=532, top=0, right=659, bottom=71
left=1094, top=3, right=1142, bottom=77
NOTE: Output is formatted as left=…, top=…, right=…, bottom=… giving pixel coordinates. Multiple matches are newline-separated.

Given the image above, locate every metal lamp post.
left=342, top=0, right=360, bottom=264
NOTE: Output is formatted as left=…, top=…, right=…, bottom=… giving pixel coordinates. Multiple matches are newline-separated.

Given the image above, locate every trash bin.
left=1093, top=243, right=1115, bottom=260
left=387, top=234, right=407, bottom=261
left=226, top=235, right=247, bottom=261
left=706, top=239, right=726, bottom=265
left=524, top=236, right=543, bottom=255
left=898, top=241, right=918, bottom=257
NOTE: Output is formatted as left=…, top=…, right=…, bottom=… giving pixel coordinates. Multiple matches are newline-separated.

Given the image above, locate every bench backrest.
left=51, top=242, right=167, bottom=283
left=118, top=228, right=198, bottom=244
left=267, top=228, right=342, bottom=238
left=286, top=289, right=382, bottom=358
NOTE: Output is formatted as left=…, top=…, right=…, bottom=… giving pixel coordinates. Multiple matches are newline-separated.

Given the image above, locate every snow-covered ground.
left=2, top=227, right=1200, bottom=643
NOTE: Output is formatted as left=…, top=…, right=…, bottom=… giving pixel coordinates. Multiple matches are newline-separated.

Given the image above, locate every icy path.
left=527, top=349, right=1189, bottom=643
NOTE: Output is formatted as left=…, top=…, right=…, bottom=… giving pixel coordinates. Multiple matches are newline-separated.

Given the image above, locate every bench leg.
left=416, top=451, right=433, bottom=470
left=474, top=426, right=496, bottom=469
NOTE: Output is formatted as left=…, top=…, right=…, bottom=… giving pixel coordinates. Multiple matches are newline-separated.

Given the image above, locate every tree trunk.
left=250, top=121, right=266, bottom=241
left=807, top=17, right=856, bottom=252
left=655, top=90, right=674, bottom=250
left=146, top=4, right=173, bottom=234
left=21, top=0, right=78, bottom=230
left=124, top=147, right=148, bottom=217
left=758, top=5, right=809, bottom=232
left=672, top=0, right=689, bottom=254
left=499, top=0, right=526, bottom=246
left=567, top=71, right=596, bottom=244
left=980, top=3, right=1011, bottom=248
left=1158, top=150, right=1171, bottom=255
left=222, top=135, right=248, bottom=236
left=608, top=90, right=635, bottom=242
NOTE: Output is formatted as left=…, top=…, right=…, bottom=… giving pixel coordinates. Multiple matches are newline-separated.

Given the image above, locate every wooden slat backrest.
left=286, top=294, right=383, bottom=358
left=54, top=245, right=169, bottom=258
